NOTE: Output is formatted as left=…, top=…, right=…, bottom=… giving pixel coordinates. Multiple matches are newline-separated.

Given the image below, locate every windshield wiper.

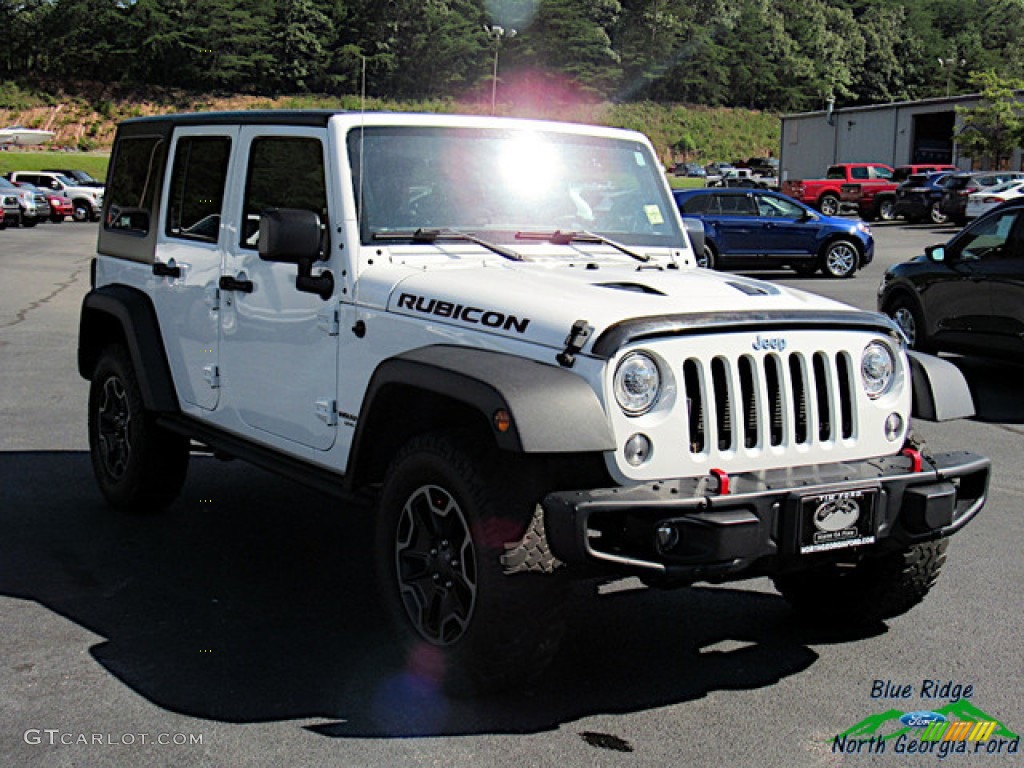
left=515, top=230, right=650, bottom=263
left=373, top=228, right=524, bottom=262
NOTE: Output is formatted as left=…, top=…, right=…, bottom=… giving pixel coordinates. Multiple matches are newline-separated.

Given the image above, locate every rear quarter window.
left=104, top=136, right=166, bottom=235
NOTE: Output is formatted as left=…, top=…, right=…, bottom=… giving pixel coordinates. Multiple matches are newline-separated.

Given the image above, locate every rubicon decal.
left=397, top=293, right=531, bottom=334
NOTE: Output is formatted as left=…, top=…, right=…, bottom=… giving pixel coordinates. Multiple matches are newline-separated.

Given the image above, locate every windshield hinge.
left=315, top=399, right=338, bottom=426
left=557, top=319, right=593, bottom=368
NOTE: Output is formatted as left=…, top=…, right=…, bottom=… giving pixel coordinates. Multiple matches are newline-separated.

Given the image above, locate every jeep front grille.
left=683, top=351, right=856, bottom=455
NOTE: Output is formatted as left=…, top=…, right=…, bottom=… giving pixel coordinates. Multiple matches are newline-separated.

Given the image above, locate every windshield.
left=347, top=126, right=683, bottom=249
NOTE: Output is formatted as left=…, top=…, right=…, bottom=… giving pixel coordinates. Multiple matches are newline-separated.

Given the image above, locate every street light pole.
left=486, top=25, right=515, bottom=114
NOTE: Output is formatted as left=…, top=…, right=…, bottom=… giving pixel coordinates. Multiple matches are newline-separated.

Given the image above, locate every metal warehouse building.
left=778, top=94, right=1024, bottom=182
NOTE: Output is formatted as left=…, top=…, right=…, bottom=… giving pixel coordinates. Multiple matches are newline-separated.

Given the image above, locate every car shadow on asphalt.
left=947, top=355, right=1024, bottom=424
left=0, top=451, right=884, bottom=739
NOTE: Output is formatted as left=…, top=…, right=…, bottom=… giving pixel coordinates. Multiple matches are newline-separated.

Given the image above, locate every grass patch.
left=0, top=151, right=109, bottom=180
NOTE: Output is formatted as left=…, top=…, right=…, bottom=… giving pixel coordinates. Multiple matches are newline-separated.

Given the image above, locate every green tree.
left=955, top=70, right=1024, bottom=169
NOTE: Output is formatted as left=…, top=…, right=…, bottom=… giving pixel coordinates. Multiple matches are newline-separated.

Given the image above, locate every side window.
left=870, top=166, right=893, bottom=180
left=956, top=211, right=1020, bottom=261
left=104, top=136, right=166, bottom=235
left=850, top=167, right=869, bottom=180
left=681, top=195, right=711, bottom=214
left=719, top=194, right=755, bottom=216
left=242, top=136, right=326, bottom=248
left=166, top=136, right=232, bottom=243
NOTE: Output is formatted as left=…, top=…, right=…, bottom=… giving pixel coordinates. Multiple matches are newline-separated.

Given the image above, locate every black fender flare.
left=348, top=345, right=614, bottom=473
left=78, top=284, right=179, bottom=412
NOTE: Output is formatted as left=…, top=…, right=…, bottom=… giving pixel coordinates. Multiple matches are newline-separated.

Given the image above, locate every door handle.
left=219, top=275, right=254, bottom=293
left=152, top=262, right=181, bottom=278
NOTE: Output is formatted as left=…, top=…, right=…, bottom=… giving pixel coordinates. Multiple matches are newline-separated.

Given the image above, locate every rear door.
left=712, top=192, right=760, bottom=257
left=151, top=127, right=238, bottom=411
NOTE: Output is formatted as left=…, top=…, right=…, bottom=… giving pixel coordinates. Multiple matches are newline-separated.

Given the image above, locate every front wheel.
left=821, top=239, right=860, bottom=278
left=376, top=434, right=567, bottom=695
left=88, top=345, right=189, bottom=513
left=773, top=540, right=949, bottom=626
left=885, top=295, right=932, bottom=352
left=73, top=202, right=91, bottom=222
left=21, top=217, right=38, bottom=228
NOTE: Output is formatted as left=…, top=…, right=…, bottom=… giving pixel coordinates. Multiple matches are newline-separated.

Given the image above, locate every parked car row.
left=673, top=181, right=1024, bottom=360
left=0, top=169, right=103, bottom=227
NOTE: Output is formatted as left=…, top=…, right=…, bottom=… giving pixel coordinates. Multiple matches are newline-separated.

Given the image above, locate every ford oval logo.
left=900, top=711, right=947, bottom=728
left=813, top=498, right=860, bottom=533
left=752, top=334, right=787, bottom=352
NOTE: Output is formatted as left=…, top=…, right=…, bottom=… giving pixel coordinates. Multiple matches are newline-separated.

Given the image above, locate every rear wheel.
left=21, top=217, right=38, bottom=228
left=696, top=242, right=716, bottom=269
left=87, top=345, right=189, bottom=513
left=875, top=197, right=897, bottom=221
left=773, top=540, right=949, bottom=625
left=929, top=202, right=948, bottom=225
left=376, top=434, right=567, bottom=695
left=821, top=239, right=859, bottom=278
left=818, top=193, right=840, bottom=217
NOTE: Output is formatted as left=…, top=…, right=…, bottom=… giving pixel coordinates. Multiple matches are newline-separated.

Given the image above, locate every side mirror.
left=682, top=217, right=705, bottom=259
left=925, top=245, right=946, bottom=263
left=258, top=208, right=323, bottom=264
left=258, top=208, right=334, bottom=300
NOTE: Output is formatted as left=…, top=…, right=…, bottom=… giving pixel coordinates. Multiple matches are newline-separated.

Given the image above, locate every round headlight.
left=614, top=352, right=661, bottom=415
left=861, top=342, right=895, bottom=399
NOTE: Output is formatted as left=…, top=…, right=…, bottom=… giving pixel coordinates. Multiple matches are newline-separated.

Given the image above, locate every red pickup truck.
left=781, top=163, right=896, bottom=220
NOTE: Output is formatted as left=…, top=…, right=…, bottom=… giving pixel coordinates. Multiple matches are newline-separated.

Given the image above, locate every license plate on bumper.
left=799, top=488, right=877, bottom=554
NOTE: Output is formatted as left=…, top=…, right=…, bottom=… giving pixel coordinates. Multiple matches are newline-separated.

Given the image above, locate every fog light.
left=884, top=413, right=904, bottom=442
left=624, top=433, right=652, bottom=466
left=656, top=524, right=679, bottom=551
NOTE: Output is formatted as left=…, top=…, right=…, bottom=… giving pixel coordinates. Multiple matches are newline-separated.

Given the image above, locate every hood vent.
left=596, top=282, right=666, bottom=296
left=727, top=280, right=778, bottom=296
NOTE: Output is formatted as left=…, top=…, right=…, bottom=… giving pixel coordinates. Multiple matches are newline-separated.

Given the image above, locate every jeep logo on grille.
left=752, top=334, right=787, bottom=352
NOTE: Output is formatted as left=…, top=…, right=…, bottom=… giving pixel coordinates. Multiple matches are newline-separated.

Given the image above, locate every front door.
left=218, top=127, right=339, bottom=451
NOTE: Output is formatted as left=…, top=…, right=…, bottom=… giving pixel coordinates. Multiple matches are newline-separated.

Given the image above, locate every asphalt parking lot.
left=1, top=221, right=1022, bottom=768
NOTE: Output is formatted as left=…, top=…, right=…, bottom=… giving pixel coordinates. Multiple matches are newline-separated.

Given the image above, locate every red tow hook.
left=709, top=468, right=730, bottom=495
left=901, top=447, right=923, bottom=473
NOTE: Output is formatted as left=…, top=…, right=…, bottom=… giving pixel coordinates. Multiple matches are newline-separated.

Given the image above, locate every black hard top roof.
left=118, top=109, right=347, bottom=129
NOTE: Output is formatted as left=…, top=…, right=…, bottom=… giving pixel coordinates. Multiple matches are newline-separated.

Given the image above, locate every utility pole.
left=485, top=25, right=516, bottom=114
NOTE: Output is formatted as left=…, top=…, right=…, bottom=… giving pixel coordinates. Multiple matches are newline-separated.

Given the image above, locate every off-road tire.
left=375, top=433, right=567, bottom=695
left=773, top=539, right=950, bottom=625
left=87, top=344, right=189, bottom=513
left=818, top=193, right=840, bottom=217
left=821, top=239, right=859, bottom=278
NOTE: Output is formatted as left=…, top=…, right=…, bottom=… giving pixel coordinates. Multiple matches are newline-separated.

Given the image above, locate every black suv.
left=940, top=171, right=1024, bottom=226
left=879, top=197, right=1024, bottom=356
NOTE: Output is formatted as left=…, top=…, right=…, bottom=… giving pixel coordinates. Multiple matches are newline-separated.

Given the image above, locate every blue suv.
left=674, top=188, right=874, bottom=278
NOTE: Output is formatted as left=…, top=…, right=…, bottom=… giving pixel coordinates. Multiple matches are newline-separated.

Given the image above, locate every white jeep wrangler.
left=79, top=111, right=989, bottom=694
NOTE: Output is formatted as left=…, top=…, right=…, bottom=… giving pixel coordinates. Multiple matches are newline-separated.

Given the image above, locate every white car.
left=965, top=179, right=1024, bottom=220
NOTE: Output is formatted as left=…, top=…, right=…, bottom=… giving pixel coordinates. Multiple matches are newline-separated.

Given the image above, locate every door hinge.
left=315, top=399, right=338, bottom=426
left=317, top=303, right=340, bottom=336
left=204, top=284, right=220, bottom=310
left=203, top=364, right=220, bottom=388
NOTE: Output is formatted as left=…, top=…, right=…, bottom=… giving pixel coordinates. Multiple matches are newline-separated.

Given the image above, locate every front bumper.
left=543, top=450, right=989, bottom=584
